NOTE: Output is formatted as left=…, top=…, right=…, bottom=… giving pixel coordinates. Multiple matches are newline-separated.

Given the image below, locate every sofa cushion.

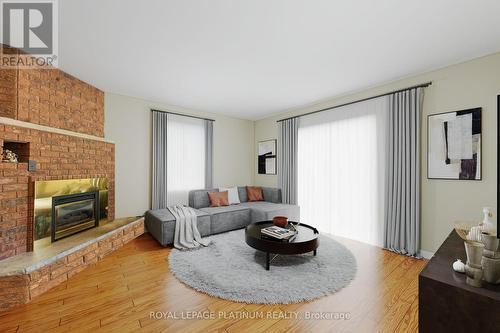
left=237, top=186, right=248, bottom=202
left=262, top=187, right=282, bottom=203
left=200, top=205, right=251, bottom=234
left=239, top=202, right=300, bottom=223
left=247, top=186, right=264, bottom=201
left=189, top=188, right=218, bottom=209
left=208, top=191, right=229, bottom=207
left=145, top=208, right=211, bottom=246
left=219, top=186, right=241, bottom=205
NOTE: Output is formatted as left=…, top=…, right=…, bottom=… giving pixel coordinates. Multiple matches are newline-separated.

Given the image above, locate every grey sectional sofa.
left=145, top=187, right=300, bottom=246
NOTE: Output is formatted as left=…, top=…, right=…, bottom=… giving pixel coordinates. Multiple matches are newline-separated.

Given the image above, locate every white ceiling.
left=58, top=0, right=500, bottom=120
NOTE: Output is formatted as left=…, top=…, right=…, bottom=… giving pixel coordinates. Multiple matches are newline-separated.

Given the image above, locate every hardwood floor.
left=0, top=233, right=427, bottom=333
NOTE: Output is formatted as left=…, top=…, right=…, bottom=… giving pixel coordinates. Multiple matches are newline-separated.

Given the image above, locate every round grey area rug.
left=168, top=229, right=357, bottom=304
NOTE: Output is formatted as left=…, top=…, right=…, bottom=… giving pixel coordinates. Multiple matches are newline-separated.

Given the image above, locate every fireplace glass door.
left=52, top=192, right=99, bottom=242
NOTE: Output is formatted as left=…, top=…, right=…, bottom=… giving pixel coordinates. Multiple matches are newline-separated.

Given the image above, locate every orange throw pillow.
left=246, top=186, right=264, bottom=202
left=208, top=191, right=229, bottom=207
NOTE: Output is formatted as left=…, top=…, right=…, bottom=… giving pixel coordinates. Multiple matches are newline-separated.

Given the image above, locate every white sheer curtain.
left=166, top=113, right=206, bottom=206
left=298, top=97, right=388, bottom=247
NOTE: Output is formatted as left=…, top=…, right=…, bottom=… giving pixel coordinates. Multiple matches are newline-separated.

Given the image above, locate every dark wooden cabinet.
left=419, top=231, right=500, bottom=332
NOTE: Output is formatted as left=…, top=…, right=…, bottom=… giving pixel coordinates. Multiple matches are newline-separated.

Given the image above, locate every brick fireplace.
left=0, top=124, right=114, bottom=259
left=0, top=45, right=145, bottom=311
left=0, top=126, right=115, bottom=260
left=0, top=44, right=114, bottom=260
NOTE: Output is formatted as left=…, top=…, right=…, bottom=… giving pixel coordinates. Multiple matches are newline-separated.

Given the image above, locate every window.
left=166, top=114, right=206, bottom=206
left=152, top=111, right=213, bottom=209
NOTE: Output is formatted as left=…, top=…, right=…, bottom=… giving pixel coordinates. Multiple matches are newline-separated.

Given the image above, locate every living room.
left=0, top=1, right=499, bottom=332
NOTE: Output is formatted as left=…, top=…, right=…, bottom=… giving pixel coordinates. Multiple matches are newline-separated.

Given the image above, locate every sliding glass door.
left=297, top=97, right=388, bottom=246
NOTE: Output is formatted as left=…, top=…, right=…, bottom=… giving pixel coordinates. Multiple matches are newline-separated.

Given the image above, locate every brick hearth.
left=0, top=217, right=144, bottom=310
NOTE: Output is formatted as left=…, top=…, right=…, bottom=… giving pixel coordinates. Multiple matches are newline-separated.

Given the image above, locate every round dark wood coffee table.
left=245, top=221, right=319, bottom=270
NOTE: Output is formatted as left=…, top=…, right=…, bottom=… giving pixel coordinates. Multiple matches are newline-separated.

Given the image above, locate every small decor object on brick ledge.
left=2, top=149, right=18, bottom=163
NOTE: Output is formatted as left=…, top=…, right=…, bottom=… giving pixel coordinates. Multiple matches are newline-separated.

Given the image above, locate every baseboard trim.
left=419, top=250, right=435, bottom=259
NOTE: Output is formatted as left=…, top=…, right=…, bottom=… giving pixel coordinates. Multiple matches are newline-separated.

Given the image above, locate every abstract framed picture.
left=258, top=139, right=277, bottom=175
left=427, top=108, right=482, bottom=180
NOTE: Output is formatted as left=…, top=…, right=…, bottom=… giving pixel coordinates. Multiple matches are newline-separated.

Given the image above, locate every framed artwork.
left=428, top=108, right=482, bottom=180
left=258, top=140, right=276, bottom=175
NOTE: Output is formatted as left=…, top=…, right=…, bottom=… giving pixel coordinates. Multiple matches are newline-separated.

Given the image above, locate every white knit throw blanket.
left=168, top=205, right=210, bottom=250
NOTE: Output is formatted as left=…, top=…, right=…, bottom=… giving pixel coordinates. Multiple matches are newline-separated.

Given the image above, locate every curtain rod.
left=276, top=81, right=432, bottom=123
left=151, top=109, right=215, bottom=122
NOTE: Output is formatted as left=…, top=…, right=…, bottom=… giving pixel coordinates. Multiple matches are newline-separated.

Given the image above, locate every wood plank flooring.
left=0, top=233, right=427, bottom=333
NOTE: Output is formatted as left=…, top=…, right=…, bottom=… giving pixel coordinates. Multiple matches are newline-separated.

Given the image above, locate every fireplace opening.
left=51, top=191, right=99, bottom=242
left=34, top=178, right=109, bottom=242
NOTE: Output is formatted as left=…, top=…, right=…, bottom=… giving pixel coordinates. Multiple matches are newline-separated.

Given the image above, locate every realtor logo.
left=1, top=0, right=58, bottom=67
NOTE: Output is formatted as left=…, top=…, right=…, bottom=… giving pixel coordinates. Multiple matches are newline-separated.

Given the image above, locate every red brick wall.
left=0, top=70, right=17, bottom=119
left=0, top=46, right=18, bottom=119
left=17, top=69, right=104, bottom=137
left=0, top=44, right=104, bottom=137
left=0, top=124, right=115, bottom=260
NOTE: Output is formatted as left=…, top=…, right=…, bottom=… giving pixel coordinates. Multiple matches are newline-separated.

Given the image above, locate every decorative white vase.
left=482, top=207, right=495, bottom=233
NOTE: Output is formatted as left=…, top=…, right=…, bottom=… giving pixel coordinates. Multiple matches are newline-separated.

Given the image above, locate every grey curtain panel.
left=152, top=111, right=168, bottom=209
left=205, top=120, right=214, bottom=188
left=278, top=118, right=299, bottom=204
left=152, top=111, right=214, bottom=209
left=384, top=88, right=424, bottom=257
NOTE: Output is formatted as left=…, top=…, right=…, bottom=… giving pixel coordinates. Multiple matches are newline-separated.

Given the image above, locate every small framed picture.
left=258, top=140, right=276, bottom=175
left=427, top=108, right=481, bottom=180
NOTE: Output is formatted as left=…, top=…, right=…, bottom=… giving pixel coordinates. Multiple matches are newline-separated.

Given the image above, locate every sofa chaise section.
left=145, top=208, right=211, bottom=246
left=238, top=201, right=300, bottom=223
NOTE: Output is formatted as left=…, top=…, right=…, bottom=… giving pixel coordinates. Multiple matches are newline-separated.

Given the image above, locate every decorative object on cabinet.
left=482, top=256, right=500, bottom=284
left=454, top=219, right=500, bottom=286
left=452, top=259, right=465, bottom=273
left=419, top=230, right=500, bottom=332
left=482, top=207, right=495, bottom=233
left=464, top=240, right=484, bottom=287
left=467, top=226, right=483, bottom=242
left=481, top=232, right=500, bottom=284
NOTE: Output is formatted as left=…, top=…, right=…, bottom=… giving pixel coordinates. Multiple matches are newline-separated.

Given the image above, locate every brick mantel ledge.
left=0, top=117, right=114, bottom=143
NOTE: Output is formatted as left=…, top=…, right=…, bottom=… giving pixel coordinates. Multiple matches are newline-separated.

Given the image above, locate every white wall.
left=104, top=93, right=254, bottom=218
left=254, top=51, right=500, bottom=253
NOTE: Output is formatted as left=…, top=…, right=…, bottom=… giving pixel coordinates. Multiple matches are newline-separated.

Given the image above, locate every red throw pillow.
left=208, top=191, right=229, bottom=207
left=246, top=186, right=264, bottom=202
